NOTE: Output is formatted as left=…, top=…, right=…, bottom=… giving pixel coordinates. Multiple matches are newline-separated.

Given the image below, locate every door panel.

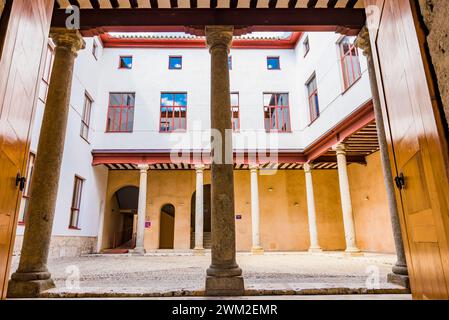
left=367, top=0, right=449, bottom=299
left=0, top=0, right=53, bottom=299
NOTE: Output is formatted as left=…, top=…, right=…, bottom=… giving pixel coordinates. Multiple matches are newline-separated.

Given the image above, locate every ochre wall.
left=102, top=157, right=394, bottom=253
left=348, top=151, right=395, bottom=253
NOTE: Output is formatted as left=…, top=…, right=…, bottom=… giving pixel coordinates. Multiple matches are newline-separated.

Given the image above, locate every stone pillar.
left=304, top=163, right=322, bottom=253
left=333, top=143, right=361, bottom=255
left=249, top=165, right=263, bottom=254
left=194, top=164, right=205, bottom=254
left=356, top=26, right=409, bottom=287
left=7, top=29, right=85, bottom=298
left=134, top=164, right=149, bottom=254
left=205, top=26, right=244, bottom=296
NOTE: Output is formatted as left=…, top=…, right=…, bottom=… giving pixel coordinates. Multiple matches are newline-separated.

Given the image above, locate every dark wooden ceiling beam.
left=230, top=0, right=238, bottom=9
left=269, top=0, right=278, bottom=8
left=150, top=0, right=158, bottom=8
left=109, top=0, right=120, bottom=8
left=129, top=0, right=139, bottom=8
left=51, top=8, right=366, bottom=36
left=90, top=0, right=100, bottom=9
left=327, top=0, right=338, bottom=8
left=68, top=0, right=80, bottom=7
left=190, top=0, right=197, bottom=8
left=250, top=0, right=258, bottom=8
left=288, top=0, right=297, bottom=8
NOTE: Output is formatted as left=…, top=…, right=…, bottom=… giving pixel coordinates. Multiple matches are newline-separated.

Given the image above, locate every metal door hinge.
left=395, top=173, right=405, bottom=190
left=16, top=173, right=26, bottom=192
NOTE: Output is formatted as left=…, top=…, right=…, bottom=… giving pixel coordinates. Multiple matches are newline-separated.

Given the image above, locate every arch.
left=110, top=186, right=139, bottom=249
left=190, top=184, right=211, bottom=249
left=159, top=203, right=175, bottom=249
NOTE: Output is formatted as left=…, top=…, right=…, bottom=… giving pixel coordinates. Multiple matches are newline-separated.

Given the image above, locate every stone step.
left=190, top=232, right=212, bottom=249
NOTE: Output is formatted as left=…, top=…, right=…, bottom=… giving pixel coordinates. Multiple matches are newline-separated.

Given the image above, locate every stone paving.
left=12, top=251, right=410, bottom=298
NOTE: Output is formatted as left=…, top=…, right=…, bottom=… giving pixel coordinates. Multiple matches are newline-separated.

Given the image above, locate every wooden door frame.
left=365, top=0, right=449, bottom=298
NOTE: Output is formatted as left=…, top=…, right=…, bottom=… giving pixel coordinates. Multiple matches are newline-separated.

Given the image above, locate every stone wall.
left=14, top=236, right=97, bottom=260
left=418, top=0, right=449, bottom=126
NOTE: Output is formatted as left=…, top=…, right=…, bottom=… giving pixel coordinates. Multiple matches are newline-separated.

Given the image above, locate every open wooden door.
left=0, top=0, right=53, bottom=299
left=366, top=0, right=449, bottom=299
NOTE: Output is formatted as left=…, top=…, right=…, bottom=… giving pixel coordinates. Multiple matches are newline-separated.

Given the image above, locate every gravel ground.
left=11, top=251, right=407, bottom=296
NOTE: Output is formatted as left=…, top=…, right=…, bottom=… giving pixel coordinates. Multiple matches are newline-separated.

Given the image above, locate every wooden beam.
left=51, top=8, right=366, bottom=36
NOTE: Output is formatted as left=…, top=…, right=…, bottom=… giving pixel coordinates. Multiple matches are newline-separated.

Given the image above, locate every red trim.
left=305, top=99, right=375, bottom=162
left=100, top=32, right=303, bottom=49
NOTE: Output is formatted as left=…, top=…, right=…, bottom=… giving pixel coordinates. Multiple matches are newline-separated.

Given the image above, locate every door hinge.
left=395, top=173, right=405, bottom=190
left=16, top=173, right=26, bottom=192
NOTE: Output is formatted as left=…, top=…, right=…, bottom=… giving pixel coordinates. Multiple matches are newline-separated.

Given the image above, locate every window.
left=307, top=75, right=320, bottom=122
left=231, top=93, right=239, bottom=131
left=228, top=56, right=233, bottom=70
left=119, top=56, right=133, bottom=69
left=169, top=56, right=182, bottom=70
left=339, top=36, right=362, bottom=89
left=106, top=93, right=135, bottom=132
left=38, top=44, right=55, bottom=103
left=80, top=92, right=93, bottom=141
left=92, top=41, right=98, bottom=59
left=303, top=36, right=310, bottom=57
left=69, top=176, right=84, bottom=229
left=18, top=153, right=36, bottom=224
left=160, top=93, right=187, bottom=132
left=263, top=93, right=291, bottom=132
left=267, top=57, right=280, bottom=70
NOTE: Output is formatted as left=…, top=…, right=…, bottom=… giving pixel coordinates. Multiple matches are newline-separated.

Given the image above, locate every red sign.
left=145, top=221, right=152, bottom=228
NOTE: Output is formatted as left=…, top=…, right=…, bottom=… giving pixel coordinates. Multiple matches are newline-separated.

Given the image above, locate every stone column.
left=356, top=26, right=409, bottom=287
left=333, top=143, right=361, bottom=255
left=250, top=165, right=263, bottom=254
left=205, top=26, right=244, bottom=296
left=194, top=164, right=205, bottom=254
left=7, top=29, right=85, bottom=298
left=134, top=164, right=149, bottom=255
left=304, top=163, right=322, bottom=253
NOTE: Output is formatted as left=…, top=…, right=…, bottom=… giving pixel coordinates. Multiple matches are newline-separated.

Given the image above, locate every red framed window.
left=263, top=93, right=291, bottom=132
left=169, top=56, right=183, bottom=70
left=69, top=176, right=84, bottom=229
left=106, top=93, right=135, bottom=132
left=339, top=36, right=362, bottom=89
left=119, top=55, right=133, bottom=69
left=160, top=93, right=187, bottom=132
left=307, top=75, right=320, bottom=122
left=231, top=92, right=239, bottom=131
left=80, top=92, right=93, bottom=141
left=18, top=153, right=36, bottom=225
left=267, top=56, right=281, bottom=70
left=38, top=44, right=55, bottom=103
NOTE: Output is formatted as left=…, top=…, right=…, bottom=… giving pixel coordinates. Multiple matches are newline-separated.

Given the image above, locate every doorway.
left=159, top=204, right=175, bottom=249
left=190, top=184, right=212, bottom=249
left=111, top=186, right=139, bottom=249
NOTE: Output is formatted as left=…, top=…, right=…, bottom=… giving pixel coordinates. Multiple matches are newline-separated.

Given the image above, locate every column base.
left=130, top=247, right=146, bottom=255
left=251, top=246, right=264, bottom=255
left=193, top=248, right=205, bottom=256
left=205, top=276, right=245, bottom=296
left=387, top=272, right=410, bottom=289
left=308, top=247, right=323, bottom=253
left=344, top=247, right=363, bottom=257
left=7, top=271, right=55, bottom=298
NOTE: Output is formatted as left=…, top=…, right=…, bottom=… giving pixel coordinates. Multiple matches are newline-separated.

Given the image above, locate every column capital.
left=303, top=163, right=314, bottom=173
left=249, top=164, right=259, bottom=172
left=195, top=164, right=206, bottom=172
left=355, top=26, right=371, bottom=57
left=137, top=164, right=150, bottom=171
left=205, top=26, right=234, bottom=52
left=332, top=143, right=346, bottom=155
left=50, top=28, right=85, bottom=56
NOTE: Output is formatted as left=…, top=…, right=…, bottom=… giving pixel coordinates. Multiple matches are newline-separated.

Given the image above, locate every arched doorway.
left=190, top=184, right=212, bottom=249
left=111, top=186, right=139, bottom=249
left=159, top=204, right=175, bottom=249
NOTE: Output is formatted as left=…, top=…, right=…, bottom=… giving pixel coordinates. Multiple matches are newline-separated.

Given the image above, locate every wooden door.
left=366, top=0, right=449, bottom=299
left=0, top=0, right=53, bottom=299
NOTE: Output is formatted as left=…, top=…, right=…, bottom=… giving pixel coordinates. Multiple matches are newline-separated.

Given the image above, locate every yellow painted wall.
left=101, top=156, right=394, bottom=253
left=348, top=151, right=396, bottom=253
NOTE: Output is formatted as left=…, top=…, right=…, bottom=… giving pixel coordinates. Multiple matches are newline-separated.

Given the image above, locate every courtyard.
left=11, top=252, right=410, bottom=298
